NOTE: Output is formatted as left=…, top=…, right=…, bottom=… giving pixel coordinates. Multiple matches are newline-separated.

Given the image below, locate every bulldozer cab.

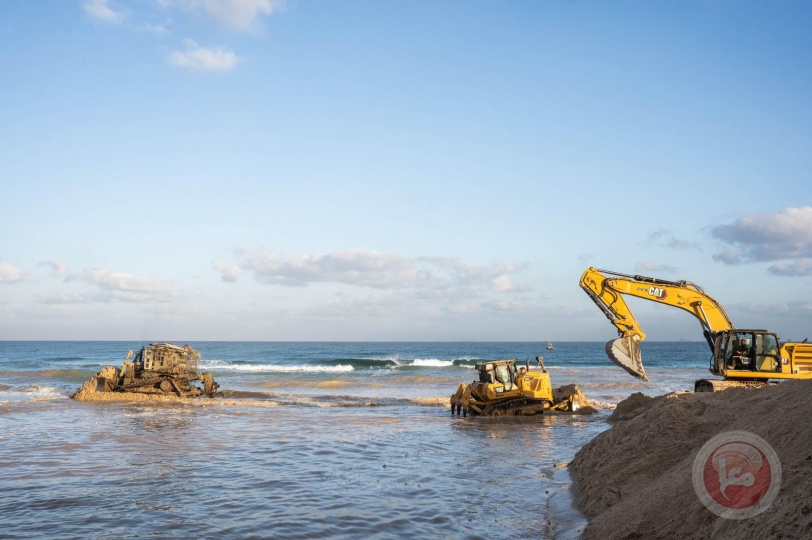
left=133, top=343, right=200, bottom=378
left=714, top=330, right=782, bottom=374
left=117, top=342, right=216, bottom=397
left=476, top=360, right=517, bottom=391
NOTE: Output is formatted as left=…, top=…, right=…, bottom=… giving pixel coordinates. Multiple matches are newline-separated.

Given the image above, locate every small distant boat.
left=546, top=341, right=554, bottom=350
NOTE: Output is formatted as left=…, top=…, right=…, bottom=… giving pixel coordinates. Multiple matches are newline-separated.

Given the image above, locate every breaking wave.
left=1, top=384, right=67, bottom=401
left=412, top=359, right=454, bottom=368
left=327, top=358, right=398, bottom=368
left=201, top=357, right=480, bottom=372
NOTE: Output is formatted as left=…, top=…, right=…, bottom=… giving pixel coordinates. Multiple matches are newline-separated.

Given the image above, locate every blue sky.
left=1, top=0, right=811, bottom=342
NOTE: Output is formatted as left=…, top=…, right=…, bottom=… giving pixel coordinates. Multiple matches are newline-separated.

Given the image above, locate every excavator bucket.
left=606, top=336, right=648, bottom=381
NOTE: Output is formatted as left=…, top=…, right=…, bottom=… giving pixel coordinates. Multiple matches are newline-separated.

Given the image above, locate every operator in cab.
left=729, top=338, right=752, bottom=370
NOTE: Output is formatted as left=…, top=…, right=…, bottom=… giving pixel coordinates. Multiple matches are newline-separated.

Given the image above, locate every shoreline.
left=569, top=380, right=812, bottom=539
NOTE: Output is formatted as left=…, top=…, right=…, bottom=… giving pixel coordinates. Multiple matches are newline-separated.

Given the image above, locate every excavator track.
left=694, top=379, right=773, bottom=392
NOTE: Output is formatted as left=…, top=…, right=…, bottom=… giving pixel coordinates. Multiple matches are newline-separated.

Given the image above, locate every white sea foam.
left=21, top=385, right=66, bottom=401
left=586, top=400, right=617, bottom=410
left=199, top=359, right=232, bottom=367
left=411, top=358, right=455, bottom=368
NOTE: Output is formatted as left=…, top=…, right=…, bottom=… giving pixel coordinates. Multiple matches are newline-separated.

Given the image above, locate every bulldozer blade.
left=605, top=336, right=648, bottom=381
left=97, top=376, right=116, bottom=392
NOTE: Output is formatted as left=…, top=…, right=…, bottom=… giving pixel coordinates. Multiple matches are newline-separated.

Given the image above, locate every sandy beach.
left=570, top=380, right=812, bottom=539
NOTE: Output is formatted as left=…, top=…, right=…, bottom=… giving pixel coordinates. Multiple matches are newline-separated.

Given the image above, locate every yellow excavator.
left=580, top=267, right=812, bottom=391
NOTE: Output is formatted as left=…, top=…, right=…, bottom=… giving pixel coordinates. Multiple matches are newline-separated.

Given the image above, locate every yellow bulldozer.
left=450, top=356, right=583, bottom=416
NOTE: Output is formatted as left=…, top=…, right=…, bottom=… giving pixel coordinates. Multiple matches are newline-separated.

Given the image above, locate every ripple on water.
left=0, top=395, right=598, bottom=539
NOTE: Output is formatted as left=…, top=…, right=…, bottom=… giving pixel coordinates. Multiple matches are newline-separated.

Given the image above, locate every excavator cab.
left=714, top=330, right=782, bottom=374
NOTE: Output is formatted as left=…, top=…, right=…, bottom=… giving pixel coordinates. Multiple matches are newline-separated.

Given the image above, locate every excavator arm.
left=579, top=267, right=736, bottom=381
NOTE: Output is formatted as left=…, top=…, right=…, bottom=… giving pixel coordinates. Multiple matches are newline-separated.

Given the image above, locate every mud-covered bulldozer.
left=74, top=342, right=219, bottom=399
left=450, top=356, right=584, bottom=416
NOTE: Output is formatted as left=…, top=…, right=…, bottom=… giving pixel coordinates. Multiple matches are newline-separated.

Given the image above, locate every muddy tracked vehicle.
left=81, top=342, right=219, bottom=398
left=450, top=357, right=584, bottom=416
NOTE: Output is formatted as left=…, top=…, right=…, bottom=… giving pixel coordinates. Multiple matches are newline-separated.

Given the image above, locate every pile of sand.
left=73, top=390, right=190, bottom=403
left=570, top=380, right=812, bottom=539
left=554, top=383, right=598, bottom=414
left=71, top=366, right=120, bottom=401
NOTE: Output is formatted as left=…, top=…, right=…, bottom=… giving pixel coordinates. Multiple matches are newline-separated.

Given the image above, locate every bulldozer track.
left=481, top=397, right=552, bottom=416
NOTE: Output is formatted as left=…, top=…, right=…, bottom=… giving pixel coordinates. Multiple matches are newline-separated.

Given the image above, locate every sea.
left=0, top=341, right=713, bottom=540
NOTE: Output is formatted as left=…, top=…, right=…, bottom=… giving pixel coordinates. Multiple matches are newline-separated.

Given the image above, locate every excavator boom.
left=580, top=267, right=736, bottom=380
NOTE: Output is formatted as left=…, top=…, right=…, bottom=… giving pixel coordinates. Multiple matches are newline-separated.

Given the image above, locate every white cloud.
left=720, top=300, right=812, bottom=340
left=83, top=0, right=128, bottom=24
left=213, top=259, right=242, bottom=282
left=480, top=299, right=532, bottom=314
left=419, top=256, right=530, bottom=289
left=82, top=1, right=285, bottom=71
left=242, top=250, right=431, bottom=288
left=644, top=227, right=702, bottom=251
left=181, top=0, right=283, bottom=31
left=35, top=292, right=101, bottom=305
left=37, top=260, right=69, bottom=277
left=667, top=238, right=702, bottom=251
left=64, top=268, right=177, bottom=303
left=645, top=228, right=673, bottom=244
left=712, top=248, right=744, bottom=265
left=768, top=258, right=812, bottom=277
left=142, top=22, right=171, bottom=35
left=491, top=275, right=530, bottom=292
left=0, top=263, right=26, bottom=283
left=167, top=40, right=242, bottom=72
left=228, top=249, right=532, bottom=296
left=712, top=207, right=812, bottom=265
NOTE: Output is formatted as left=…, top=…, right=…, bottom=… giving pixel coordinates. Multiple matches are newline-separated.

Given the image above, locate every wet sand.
left=570, top=380, right=812, bottom=540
